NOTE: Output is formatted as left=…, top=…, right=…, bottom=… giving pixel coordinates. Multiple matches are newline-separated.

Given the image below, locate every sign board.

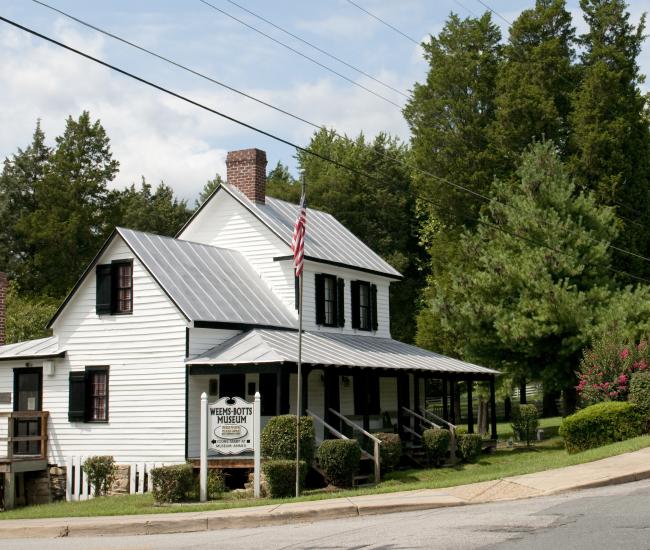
left=0, top=392, right=11, bottom=404
left=209, top=396, right=255, bottom=455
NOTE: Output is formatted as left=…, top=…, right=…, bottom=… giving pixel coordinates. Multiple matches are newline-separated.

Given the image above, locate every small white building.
left=0, top=148, right=498, bottom=508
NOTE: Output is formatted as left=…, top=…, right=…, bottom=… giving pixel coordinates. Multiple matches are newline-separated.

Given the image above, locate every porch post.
left=449, top=378, right=456, bottom=425
left=280, top=368, right=290, bottom=414
left=3, top=472, right=15, bottom=510
left=466, top=380, right=474, bottom=434
left=301, top=367, right=310, bottom=415
left=275, top=365, right=282, bottom=416
left=413, top=374, right=420, bottom=433
left=396, top=373, right=410, bottom=438
left=442, top=376, right=449, bottom=422
left=362, top=370, right=370, bottom=433
left=324, top=369, right=340, bottom=434
left=490, top=375, right=498, bottom=440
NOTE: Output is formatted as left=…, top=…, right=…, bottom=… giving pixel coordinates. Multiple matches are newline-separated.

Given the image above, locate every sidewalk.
left=2, top=446, right=650, bottom=539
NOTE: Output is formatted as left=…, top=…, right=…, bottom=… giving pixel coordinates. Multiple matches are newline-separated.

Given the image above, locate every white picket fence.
left=65, top=457, right=162, bottom=501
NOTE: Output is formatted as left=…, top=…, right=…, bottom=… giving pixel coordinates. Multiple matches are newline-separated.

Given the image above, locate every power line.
left=3, top=15, right=650, bottom=285
left=474, top=0, right=511, bottom=25
left=197, top=0, right=403, bottom=109
left=223, top=0, right=408, bottom=99
left=344, top=0, right=420, bottom=45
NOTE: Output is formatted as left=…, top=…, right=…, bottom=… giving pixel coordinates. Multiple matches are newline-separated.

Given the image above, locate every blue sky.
left=1, top=0, right=648, bottom=201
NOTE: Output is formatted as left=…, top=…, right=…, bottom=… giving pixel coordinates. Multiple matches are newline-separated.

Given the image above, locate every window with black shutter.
left=68, top=367, right=110, bottom=422
left=351, top=280, right=378, bottom=332
left=96, top=260, right=133, bottom=316
left=315, top=274, right=345, bottom=327
left=337, top=278, right=345, bottom=327
left=68, top=371, right=86, bottom=422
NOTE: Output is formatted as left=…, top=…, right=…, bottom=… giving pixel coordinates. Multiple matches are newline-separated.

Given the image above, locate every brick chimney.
left=0, top=272, right=6, bottom=346
left=226, top=148, right=267, bottom=204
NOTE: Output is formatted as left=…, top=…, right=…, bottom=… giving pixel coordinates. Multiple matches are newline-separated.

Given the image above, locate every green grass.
left=3, top=421, right=650, bottom=520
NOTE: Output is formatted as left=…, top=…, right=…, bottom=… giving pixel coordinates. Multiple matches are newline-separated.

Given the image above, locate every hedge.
left=422, top=429, right=450, bottom=467
left=629, top=371, right=650, bottom=427
left=261, top=415, right=315, bottom=465
left=511, top=404, right=539, bottom=446
left=560, top=401, right=645, bottom=454
left=262, top=460, right=307, bottom=498
left=317, top=439, right=361, bottom=487
left=150, top=464, right=194, bottom=503
left=375, top=432, right=401, bottom=472
left=456, top=433, right=482, bottom=462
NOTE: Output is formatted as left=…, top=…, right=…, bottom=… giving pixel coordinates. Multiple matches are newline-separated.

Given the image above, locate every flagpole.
left=295, top=176, right=306, bottom=498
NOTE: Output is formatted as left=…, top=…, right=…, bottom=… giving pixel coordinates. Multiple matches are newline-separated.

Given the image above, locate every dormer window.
left=315, top=274, right=345, bottom=327
left=351, top=280, right=378, bottom=332
left=96, top=260, right=133, bottom=315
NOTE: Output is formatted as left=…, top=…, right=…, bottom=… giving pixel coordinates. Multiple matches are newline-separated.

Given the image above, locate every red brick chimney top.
left=226, top=148, right=267, bottom=204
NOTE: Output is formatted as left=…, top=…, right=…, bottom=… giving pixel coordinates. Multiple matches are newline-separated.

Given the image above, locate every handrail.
left=401, top=406, right=440, bottom=429
left=306, top=409, right=349, bottom=441
left=328, top=408, right=382, bottom=444
left=0, top=411, right=49, bottom=461
left=419, top=408, right=456, bottom=431
left=403, top=425, right=422, bottom=439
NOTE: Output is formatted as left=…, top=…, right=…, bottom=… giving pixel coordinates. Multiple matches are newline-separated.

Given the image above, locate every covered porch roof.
left=0, top=336, right=65, bottom=362
left=186, top=329, right=498, bottom=376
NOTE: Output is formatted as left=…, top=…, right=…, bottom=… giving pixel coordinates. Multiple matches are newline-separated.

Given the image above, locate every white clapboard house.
left=0, top=148, right=498, bottom=507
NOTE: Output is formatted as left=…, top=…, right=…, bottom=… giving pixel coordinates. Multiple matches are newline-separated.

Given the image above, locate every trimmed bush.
left=629, top=371, right=650, bottom=428
left=560, top=401, right=645, bottom=453
left=422, top=428, right=450, bottom=467
left=317, top=439, right=361, bottom=488
left=511, top=404, right=539, bottom=446
left=456, top=434, right=482, bottom=462
left=262, top=459, right=308, bottom=498
left=375, top=432, right=401, bottom=472
left=83, top=456, right=116, bottom=496
left=261, top=415, right=315, bottom=465
left=150, top=464, right=194, bottom=503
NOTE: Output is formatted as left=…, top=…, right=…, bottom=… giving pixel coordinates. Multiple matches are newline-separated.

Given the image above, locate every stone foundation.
left=109, top=464, right=130, bottom=495
left=49, top=466, right=66, bottom=502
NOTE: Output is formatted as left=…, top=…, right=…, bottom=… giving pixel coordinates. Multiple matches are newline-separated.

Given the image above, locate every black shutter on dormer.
left=315, top=273, right=325, bottom=325
left=351, top=280, right=360, bottom=329
left=68, top=371, right=87, bottom=422
left=294, top=274, right=300, bottom=310
left=96, top=264, right=112, bottom=315
left=337, top=278, right=345, bottom=327
left=370, top=284, right=378, bottom=331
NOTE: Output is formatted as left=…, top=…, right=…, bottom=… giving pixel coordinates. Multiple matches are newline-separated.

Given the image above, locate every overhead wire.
left=4, top=15, right=650, bottom=286
left=344, top=0, right=420, bottom=45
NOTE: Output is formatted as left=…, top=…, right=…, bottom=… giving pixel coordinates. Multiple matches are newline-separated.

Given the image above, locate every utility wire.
left=475, top=0, right=512, bottom=25
left=198, top=0, right=403, bottom=109
left=345, top=0, right=420, bottom=45
left=223, top=0, right=408, bottom=99
left=4, top=15, right=650, bottom=284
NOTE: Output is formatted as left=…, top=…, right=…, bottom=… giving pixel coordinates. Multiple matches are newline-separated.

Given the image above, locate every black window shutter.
left=68, top=371, right=87, bottom=422
left=350, top=281, right=360, bottom=329
left=337, top=278, right=345, bottom=327
left=96, top=264, right=112, bottom=315
left=294, top=274, right=299, bottom=310
left=370, top=284, right=378, bottom=331
left=315, top=273, right=325, bottom=325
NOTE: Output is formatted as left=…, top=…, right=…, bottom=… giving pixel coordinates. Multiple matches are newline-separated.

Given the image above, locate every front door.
left=13, top=368, right=42, bottom=455
left=219, top=373, right=245, bottom=399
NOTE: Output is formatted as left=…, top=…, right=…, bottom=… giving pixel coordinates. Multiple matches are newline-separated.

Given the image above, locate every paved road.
left=6, top=479, right=650, bottom=549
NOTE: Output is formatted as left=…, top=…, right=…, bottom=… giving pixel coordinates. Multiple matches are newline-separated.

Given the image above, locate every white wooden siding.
left=42, top=237, right=189, bottom=465
left=188, top=328, right=240, bottom=357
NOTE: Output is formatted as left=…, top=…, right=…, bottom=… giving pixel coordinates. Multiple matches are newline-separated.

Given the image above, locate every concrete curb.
left=2, top=447, right=650, bottom=539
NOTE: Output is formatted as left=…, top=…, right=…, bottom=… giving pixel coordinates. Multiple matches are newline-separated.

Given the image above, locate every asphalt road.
left=5, top=479, right=650, bottom=550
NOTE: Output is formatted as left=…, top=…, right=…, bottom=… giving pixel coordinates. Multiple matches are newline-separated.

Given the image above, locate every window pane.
left=90, top=371, right=108, bottom=421
left=324, top=277, right=336, bottom=325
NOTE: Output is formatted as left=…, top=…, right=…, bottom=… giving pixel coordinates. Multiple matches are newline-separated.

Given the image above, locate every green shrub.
left=317, top=439, right=361, bottom=488
left=422, top=429, right=450, bottom=467
left=629, top=372, right=650, bottom=429
left=208, top=469, right=227, bottom=499
left=150, top=464, right=194, bottom=503
left=262, top=460, right=307, bottom=498
left=455, top=426, right=468, bottom=435
left=456, top=433, right=482, bottom=462
left=83, top=456, right=117, bottom=497
left=560, top=401, right=645, bottom=453
left=511, top=404, right=539, bottom=446
left=375, top=432, right=401, bottom=472
left=261, top=415, right=315, bottom=465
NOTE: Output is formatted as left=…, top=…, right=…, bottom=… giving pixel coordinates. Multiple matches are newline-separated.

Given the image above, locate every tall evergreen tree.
left=266, top=161, right=300, bottom=203
left=196, top=173, right=225, bottom=208
left=491, top=0, right=576, bottom=172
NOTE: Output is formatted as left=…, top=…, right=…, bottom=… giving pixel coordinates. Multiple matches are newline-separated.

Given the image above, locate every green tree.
left=569, top=0, right=650, bottom=271
left=266, top=160, right=300, bottom=202
left=491, top=0, right=576, bottom=172
left=404, top=12, right=502, bottom=228
left=115, top=178, right=191, bottom=236
left=297, top=128, right=423, bottom=342
left=419, top=142, right=650, bottom=413
left=196, top=173, right=225, bottom=208
left=5, top=281, right=57, bottom=344
left=15, top=112, right=119, bottom=297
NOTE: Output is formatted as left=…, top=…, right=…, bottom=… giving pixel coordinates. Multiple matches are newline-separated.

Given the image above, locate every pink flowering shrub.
left=577, top=335, right=650, bottom=404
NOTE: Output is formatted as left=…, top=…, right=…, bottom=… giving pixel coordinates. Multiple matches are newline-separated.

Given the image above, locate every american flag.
left=291, top=193, right=307, bottom=277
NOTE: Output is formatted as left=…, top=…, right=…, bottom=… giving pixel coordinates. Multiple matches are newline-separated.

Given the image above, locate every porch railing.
left=0, top=411, right=49, bottom=461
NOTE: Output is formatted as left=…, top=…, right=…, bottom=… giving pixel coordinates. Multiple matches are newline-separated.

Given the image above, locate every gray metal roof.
left=187, top=329, right=498, bottom=375
left=118, top=228, right=296, bottom=328
left=220, top=184, right=402, bottom=279
left=0, top=337, right=64, bottom=361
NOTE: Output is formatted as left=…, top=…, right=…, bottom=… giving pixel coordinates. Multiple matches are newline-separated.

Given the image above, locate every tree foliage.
left=5, top=281, right=57, bottom=344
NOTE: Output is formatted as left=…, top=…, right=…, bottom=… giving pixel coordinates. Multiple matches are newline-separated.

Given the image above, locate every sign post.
left=200, top=392, right=261, bottom=501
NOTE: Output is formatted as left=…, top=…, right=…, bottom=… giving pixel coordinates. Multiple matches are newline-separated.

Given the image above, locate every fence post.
left=254, top=392, right=261, bottom=498
left=200, top=392, right=208, bottom=502
left=373, top=439, right=381, bottom=483
left=66, top=456, right=73, bottom=501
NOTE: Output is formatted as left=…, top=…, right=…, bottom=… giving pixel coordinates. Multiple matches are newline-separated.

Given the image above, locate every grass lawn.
left=3, top=418, right=650, bottom=520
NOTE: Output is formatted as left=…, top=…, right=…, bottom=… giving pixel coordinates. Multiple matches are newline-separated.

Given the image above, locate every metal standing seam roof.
left=220, top=184, right=402, bottom=279
left=117, top=228, right=297, bottom=328
left=187, top=329, right=499, bottom=375
left=0, top=336, right=64, bottom=361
